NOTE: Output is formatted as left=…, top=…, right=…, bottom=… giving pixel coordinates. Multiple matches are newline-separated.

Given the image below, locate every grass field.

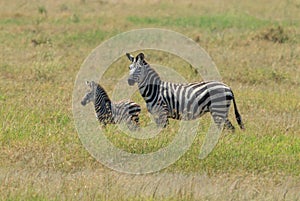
left=0, top=0, right=300, bottom=200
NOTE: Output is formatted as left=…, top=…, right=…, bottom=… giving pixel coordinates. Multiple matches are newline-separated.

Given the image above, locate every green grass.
left=127, top=13, right=274, bottom=30
left=0, top=0, right=300, bottom=200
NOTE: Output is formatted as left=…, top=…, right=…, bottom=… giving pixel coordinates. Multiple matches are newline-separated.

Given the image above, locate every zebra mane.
left=141, top=59, right=148, bottom=66
left=96, top=84, right=111, bottom=102
left=143, top=60, right=162, bottom=82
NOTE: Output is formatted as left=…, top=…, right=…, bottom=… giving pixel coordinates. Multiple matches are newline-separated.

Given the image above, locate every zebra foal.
left=126, top=52, right=244, bottom=131
left=81, top=81, right=141, bottom=130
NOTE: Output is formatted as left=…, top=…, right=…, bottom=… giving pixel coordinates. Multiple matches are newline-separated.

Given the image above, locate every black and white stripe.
left=81, top=81, right=141, bottom=130
left=126, top=53, right=244, bottom=130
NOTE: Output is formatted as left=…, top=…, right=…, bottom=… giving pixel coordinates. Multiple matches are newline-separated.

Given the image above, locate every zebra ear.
left=126, top=53, right=134, bottom=62
left=136, top=52, right=144, bottom=62
left=86, top=81, right=95, bottom=88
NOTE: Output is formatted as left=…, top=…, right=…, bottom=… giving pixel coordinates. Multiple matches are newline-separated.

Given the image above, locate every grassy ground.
left=0, top=0, right=300, bottom=200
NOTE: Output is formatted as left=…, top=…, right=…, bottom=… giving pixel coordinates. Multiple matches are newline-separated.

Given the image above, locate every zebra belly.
left=167, top=99, right=210, bottom=120
left=111, top=103, right=130, bottom=123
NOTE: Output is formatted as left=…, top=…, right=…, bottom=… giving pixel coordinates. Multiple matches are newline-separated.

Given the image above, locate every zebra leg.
left=210, top=99, right=232, bottom=131
left=152, top=107, right=169, bottom=128
left=127, top=115, right=140, bottom=131
left=99, top=122, right=107, bottom=129
left=154, top=115, right=169, bottom=128
left=211, top=113, right=226, bottom=130
left=225, top=119, right=235, bottom=131
left=211, top=114, right=236, bottom=131
left=158, top=109, right=169, bottom=128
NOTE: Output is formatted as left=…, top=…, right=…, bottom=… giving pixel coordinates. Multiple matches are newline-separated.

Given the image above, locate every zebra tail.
left=231, top=91, right=245, bottom=130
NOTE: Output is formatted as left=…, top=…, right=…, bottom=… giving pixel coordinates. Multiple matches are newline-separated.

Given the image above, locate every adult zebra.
left=81, top=81, right=141, bottom=130
left=126, top=52, right=244, bottom=130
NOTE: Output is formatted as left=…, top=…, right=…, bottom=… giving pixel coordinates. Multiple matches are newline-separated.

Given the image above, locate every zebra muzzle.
left=128, top=79, right=135, bottom=86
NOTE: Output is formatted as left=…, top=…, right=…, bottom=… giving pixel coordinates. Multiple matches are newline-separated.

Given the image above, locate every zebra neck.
left=94, top=86, right=112, bottom=117
left=139, top=65, right=161, bottom=86
left=138, top=65, right=162, bottom=100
